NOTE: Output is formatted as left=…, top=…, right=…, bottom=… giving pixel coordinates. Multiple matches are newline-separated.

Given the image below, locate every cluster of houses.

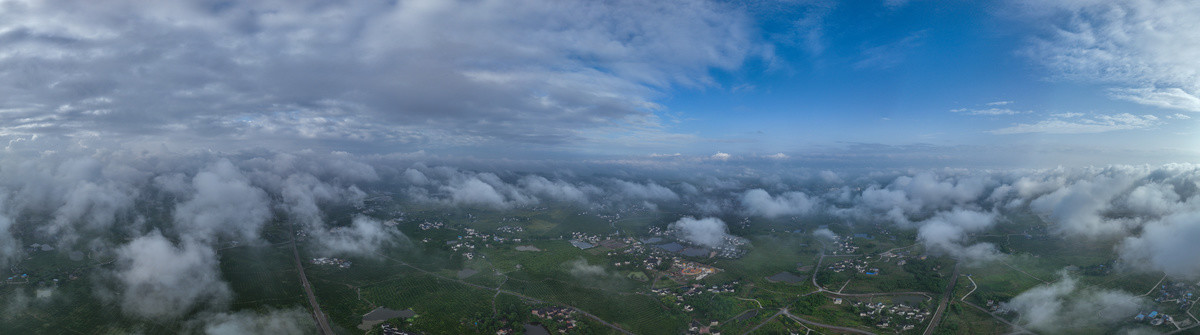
left=530, top=306, right=578, bottom=332
left=876, top=249, right=914, bottom=267
left=1131, top=281, right=1198, bottom=327
left=310, top=257, right=351, bottom=269
left=851, top=301, right=929, bottom=331
left=686, top=320, right=723, bottom=335
left=652, top=282, right=739, bottom=314
left=641, top=255, right=666, bottom=270
left=496, top=225, right=524, bottom=234
left=1153, top=281, right=1196, bottom=311
left=417, top=221, right=444, bottom=230
left=829, top=235, right=859, bottom=255
left=566, top=232, right=604, bottom=249
left=444, top=240, right=475, bottom=253
left=827, top=258, right=878, bottom=275
left=1134, top=310, right=1172, bottom=326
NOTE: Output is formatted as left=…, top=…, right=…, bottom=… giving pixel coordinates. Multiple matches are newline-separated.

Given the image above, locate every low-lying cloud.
left=740, top=189, right=817, bottom=218
left=1000, top=271, right=1144, bottom=333
left=669, top=217, right=733, bottom=248
left=111, top=232, right=231, bottom=320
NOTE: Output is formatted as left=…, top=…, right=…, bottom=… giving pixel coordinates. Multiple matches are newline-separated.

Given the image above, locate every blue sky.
left=0, top=0, right=1197, bottom=167
left=657, top=0, right=1197, bottom=163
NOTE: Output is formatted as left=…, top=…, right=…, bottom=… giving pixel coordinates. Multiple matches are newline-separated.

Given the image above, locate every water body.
left=680, top=247, right=709, bottom=257
left=656, top=242, right=684, bottom=253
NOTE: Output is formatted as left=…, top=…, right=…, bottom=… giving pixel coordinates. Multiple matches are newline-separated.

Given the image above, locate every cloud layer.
left=0, top=0, right=754, bottom=152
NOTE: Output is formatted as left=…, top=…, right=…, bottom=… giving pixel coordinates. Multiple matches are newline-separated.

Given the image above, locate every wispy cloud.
left=854, top=30, right=927, bottom=70
left=951, top=108, right=1029, bottom=116
left=1109, top=87, right=1200, bottom=113
left=990, top=113, right=1160, bottom=135
left=1023, top=0, right=1200, bottom=112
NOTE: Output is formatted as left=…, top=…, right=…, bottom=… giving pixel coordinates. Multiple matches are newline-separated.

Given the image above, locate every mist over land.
left=2, top=148, right=1199, bottom=333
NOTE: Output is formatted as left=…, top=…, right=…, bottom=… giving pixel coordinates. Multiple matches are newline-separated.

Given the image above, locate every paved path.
left=961, top=275, right=978, bottom=302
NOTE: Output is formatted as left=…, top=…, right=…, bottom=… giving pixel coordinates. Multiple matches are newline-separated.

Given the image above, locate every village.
left=848, top=300, right=931, bottom=332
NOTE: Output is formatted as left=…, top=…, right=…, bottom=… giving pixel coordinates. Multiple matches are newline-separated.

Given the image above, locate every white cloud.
left=1109, top=87, right=1200, bottom=112
left=0, top=0, right=756, bottom=151
left=1023, top=0, right=1200, bottom=111
left=1029, top=174, right=1139, bottom=238
left=853, top=30, right=926, bottom=70
left=950, top=108, right=1028, bottom=115
left=986, top=101, right=1014, bottom=106
left=990, top=113, right=1160, bottom=134
left=185, top=308, right=315, bottom=335
left=740, top=189, right=817, bottom=218
left=566, top=258, right=610, bottom=277
left=313, top=216, right=405, bottom=257
left=766, top=152, right=789, bottom=159
left=1001, top=272, right=1144, bottom=333
left=111, top=232, right=231, bottom=320
left=173, top=159, right=272, bottom=243
left=915, top=209, right=1002, bottom=264
left=1118, top=211, right=1200, bottom=280
left=613, top=179, right=679, bottom=202
left=812, top=227, right=837, bottom=241
left=669, top=217, right=733, bottom=248
left=711, top=152, right=732, bottom=161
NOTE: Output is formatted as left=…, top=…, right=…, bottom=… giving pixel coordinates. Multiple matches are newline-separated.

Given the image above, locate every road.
left=781, top=308, right=880, bottom=335
left=961, top=275, right=978, bottom=302
left=922, top=262, right=960, bottom=335
left=290, top=224, right=334, bottom=335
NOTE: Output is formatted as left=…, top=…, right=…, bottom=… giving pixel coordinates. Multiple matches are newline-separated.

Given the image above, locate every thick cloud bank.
left=1118, top=211, right=1200, bottom=280
left=0, top=0, right=755, bottom=151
